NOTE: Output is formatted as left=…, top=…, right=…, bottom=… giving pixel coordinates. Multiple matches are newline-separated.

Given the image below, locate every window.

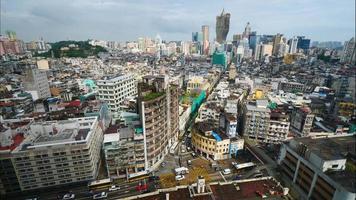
left=332, top=164, right=338, bottom=168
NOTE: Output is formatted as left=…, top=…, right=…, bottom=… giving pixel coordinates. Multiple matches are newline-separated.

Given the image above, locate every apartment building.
left=9, top=117, right=103, bottom=191
left=191, top=121, right=244, bottom=160
left=243, top=100, right=290, bottom=144
left=103, top=126, right=145, bottom=179
left=97, top=74, right=137, bottom=114
left=22, top=68, right=51, bottom=100
left=290, top=106, right=314, bottom=137
left=278, top=134, right=356, bottom=200
left=0, top=118, right=34, bottom=195
left=138, top=75, right=179, bottom=171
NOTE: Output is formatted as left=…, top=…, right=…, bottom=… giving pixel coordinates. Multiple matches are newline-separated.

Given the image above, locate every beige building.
left=243, top=100, right=290, bottom=144
left=191, top=122, right=244, bottom=160
left=10, top=117, right=103, bottom=191
left=186, top=76, right=210, bottom=93
left=138, top=75, right=179, bottom=171
left=36, top=59, right=49, bottom=70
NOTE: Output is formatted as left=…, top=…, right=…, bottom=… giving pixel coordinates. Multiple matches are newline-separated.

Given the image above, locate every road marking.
left=219, top=171, right=227, bottom=182
left=246, top=146, right=264, bottom=164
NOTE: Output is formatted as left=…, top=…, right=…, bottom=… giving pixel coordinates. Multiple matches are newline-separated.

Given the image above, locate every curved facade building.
left=138, top=75, right=179, bottom=171
left=216, top=10, right=230, bottom=44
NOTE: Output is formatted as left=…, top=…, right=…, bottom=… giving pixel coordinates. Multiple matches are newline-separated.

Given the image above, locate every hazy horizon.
left=1, top=0, right=355, bottom=42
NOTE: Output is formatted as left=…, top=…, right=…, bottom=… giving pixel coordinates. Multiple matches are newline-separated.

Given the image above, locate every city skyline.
left=1, top=0, right=354, bottom=42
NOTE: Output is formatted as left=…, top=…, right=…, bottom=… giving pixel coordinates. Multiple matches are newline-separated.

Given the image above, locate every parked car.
left=191, top=152, right=196, bottom=157
left=93, top=192, right=107, bottom=199
left=187, top=160, right=192, bottom=166
left=175, top=175, right=185, bottom=181
left=161, top=162, right=166, bottom=167
left=149, top=176, right=160, bottom=181
left=109, top=185, right=120, bottom=191
left=62, top=193, right=75, bottom=200
left=232, top=161, right=237, bottom=166
left=222, top=168, right=231, bottom=175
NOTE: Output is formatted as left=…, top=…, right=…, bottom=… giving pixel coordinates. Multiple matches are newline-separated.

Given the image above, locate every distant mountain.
left=35, top=40, right=107, bottom=58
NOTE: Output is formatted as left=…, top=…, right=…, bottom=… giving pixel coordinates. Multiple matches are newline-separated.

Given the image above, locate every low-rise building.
left=191, top=121, right=244, bottom=160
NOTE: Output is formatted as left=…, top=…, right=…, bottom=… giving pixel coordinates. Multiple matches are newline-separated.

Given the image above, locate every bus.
left=170, top=141, right=178, bottom=154
left=233, top=162, right=255, bottom=171
left=127, top=171, right=150, bottom=182
left=88, top=178, right=112, bottom=190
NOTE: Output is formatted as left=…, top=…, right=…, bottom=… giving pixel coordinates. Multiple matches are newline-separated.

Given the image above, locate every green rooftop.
left=143, top=92, right=165, bottom=101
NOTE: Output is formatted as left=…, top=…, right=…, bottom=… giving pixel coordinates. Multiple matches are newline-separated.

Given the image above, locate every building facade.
left=9, top=117, right=103, bottom=191
left=22, top=68, right=51, bottom=100
left=138, top=75, right=179, bottom=171
left=97, top=74, right=137, bottom=114
left=278, top=135, right=356, bottom=200
left=290, top=106, right=314, bottom=137
left=216, top=10, right=230, bottom=44
left=243, top=100, right=290, bottom=144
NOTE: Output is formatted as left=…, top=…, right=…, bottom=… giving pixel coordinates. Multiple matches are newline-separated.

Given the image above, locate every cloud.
left=0, top=0, right=354, bottom=42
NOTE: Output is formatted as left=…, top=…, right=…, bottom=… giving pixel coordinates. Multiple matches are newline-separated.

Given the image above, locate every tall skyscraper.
left=243, top=22, right=251, bottom=39
left=296, top=36, right=311, bottom=52
left=272, top=33, right=283, bottom=56
left=341, top=37, right=355, bottom=64
left=202, top=25, right=209, bottom=55
left=215, top=9, right=230, bottom=44
left=288, top=37, right=299, bottom=54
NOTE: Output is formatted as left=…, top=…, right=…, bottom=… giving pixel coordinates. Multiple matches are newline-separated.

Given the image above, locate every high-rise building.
left=138, top=75, right=179, bottom=171
left=202, top=25, right=209, bottom=55
left=290, top=106, right=314, bottom=137
left=22, top=68, right=51, bottom=100
left=288, top=37, right=299, bottom=54
left=261, top=44, right=273, bottom=58
left=242, top=22, right=251, bottom=39
left=297, top=36, right=311, bottom=52
left=97, top=74, right=137, bottom=114
left=272, top=33, right=283, bottom=56
left=254, top=43, right=263, bottom=61
left=192, top=32, right=203, bottom=42
left=6, top=117, right=103, bottom=192
left=249, top=32, right=260, bottom=55
left=341, top=37, right=356, bottom=64
left=242, top=100, right=290, bottom=144
left=215, top=9, right=230, bottom=44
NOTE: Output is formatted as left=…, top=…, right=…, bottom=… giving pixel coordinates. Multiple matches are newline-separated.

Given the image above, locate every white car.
left=232, top=162, right=237, bottom=166
left=222, top=168, right=231, bottom=175
left=62, top=193, right=75, bottom=200
left=109, top=185, right=120, bottom=191
left=175, top=175, right=185, bottom=181
left=93, top=192, right=107, bottom=199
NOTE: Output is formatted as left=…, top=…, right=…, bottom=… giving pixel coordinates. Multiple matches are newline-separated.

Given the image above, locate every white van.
left=222, top=168, right=231, bottom=175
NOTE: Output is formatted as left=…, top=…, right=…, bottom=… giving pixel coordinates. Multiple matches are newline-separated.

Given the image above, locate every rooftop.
left=136, top=178, right=285, bottom=200
left=292, top=134, right=356, bottom=161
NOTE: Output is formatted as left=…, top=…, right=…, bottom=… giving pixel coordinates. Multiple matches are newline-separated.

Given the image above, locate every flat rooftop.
left=137, top=178, right=284, bottom=200
left=292, top=134, right=356, bottom=161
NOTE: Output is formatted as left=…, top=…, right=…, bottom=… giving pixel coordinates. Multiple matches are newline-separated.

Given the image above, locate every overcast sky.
left=1, top=0, right=354, bottom=42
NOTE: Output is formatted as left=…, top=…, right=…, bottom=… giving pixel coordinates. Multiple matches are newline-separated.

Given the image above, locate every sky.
left=0, top=0, right=354, bottom=42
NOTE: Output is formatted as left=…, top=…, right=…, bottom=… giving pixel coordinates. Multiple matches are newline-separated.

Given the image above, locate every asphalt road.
left=13, top=179, right=151, bottom=200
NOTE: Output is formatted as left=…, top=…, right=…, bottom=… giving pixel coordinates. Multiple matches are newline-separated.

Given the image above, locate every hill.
left=35, top=40, right=107, bottom=58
